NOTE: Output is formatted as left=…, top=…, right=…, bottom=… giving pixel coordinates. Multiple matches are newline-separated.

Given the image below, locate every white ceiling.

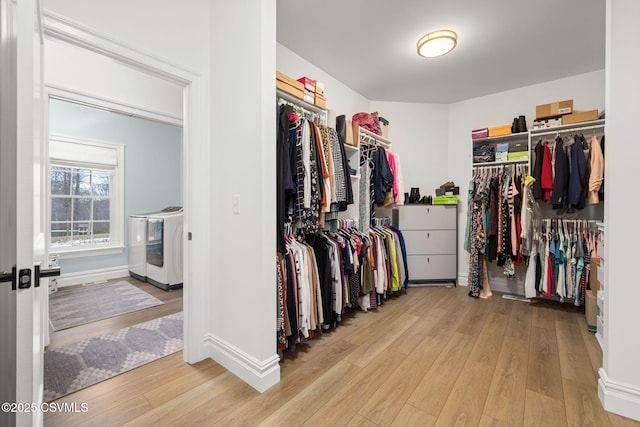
left=276, top=0, right=605, bottom=104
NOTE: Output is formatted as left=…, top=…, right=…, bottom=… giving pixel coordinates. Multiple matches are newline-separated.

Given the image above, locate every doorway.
left=40, top=21, right=196, bottom=400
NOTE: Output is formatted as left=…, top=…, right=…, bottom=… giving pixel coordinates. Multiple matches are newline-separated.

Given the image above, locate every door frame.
left=41, top=12, right=203, bottom=363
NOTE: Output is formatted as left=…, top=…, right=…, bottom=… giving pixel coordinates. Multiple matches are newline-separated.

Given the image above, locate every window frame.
left=47, top=135, right=125, bottom=258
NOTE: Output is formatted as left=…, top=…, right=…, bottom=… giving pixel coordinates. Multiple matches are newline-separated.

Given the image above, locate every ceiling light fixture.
left=417, top=30, right=457, bottom=58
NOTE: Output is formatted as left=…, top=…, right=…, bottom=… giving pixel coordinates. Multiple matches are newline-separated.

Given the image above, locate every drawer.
left=407, top=254, right=456, bottom=281
left=402, top=230, right=456, bottom=255
left=395, top=205, right=456, bottom=230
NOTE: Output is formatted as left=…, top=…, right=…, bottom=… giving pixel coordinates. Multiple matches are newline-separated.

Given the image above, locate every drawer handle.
left=427, top=232, right=430, bottom=238
left=427, top=257, right=430, bottom=263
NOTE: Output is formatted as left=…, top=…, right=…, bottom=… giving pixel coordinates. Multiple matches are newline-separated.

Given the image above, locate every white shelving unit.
left=344, top=124, right=393, bottom=224
left=472, top=131, right=529, bottom=168
left=596, top=222, right=605, bottom=349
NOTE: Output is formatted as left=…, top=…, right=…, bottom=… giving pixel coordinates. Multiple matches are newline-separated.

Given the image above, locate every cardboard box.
left=276, top=71, right=304, bottom=90
left=536, top=99, right=573, bottom=119
left=380, top=123, right=389, bottom=139
left=314, top=93, right=326, bottom=109
left=562, top=110, right=599, bottom=125
left=315, top=81, right=325, bottom=96
left=488, top=125, right=512, bottom=137
left=276, top=79, right=303, bottom=99
left=303, top=90, right=314, bottom=105
left=349, top=121, right=360, bottom=147
left=585, top=289, right=597, bottom=333
left=297, top=76, right=316, bottom=92
left=590, top=256, right=600, bottom=291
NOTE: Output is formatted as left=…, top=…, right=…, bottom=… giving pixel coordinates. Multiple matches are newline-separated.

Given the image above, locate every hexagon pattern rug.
left=49, top=281, right=165, bottom=331
left=44, top=311, right=183, bottom=401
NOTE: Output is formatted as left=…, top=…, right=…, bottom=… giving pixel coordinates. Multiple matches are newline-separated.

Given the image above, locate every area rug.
left=44, top=311, right=183, bottom=401
left=49, top=281, right=165, bottom=331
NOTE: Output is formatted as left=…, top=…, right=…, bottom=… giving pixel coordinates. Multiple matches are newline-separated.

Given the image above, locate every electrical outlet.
left=232, top=195, right=240, bottom=214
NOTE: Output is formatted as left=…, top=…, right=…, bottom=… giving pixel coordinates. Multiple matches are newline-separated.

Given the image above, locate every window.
left=49, top=137, right=124, bottom=256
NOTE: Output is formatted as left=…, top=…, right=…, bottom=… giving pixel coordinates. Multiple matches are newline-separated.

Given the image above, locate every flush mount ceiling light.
left=417, top=30, right=457, bottom=58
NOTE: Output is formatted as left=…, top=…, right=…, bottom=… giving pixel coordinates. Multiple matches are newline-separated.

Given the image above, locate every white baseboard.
left=457, top=272, right=469, bottom=286
left=205, top=333, right=280, bottom=393
left=599, top=368, right=640, bottom=422
left=56, top=265, right=130, bottom=288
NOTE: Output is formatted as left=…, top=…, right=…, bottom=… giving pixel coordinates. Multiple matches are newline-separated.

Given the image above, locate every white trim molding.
left=46, top=84, right=182, bottom=126
left=599, top=368, right=640, bottom=422
left=55, top=265, right=129, bottom=288
left=205, top=333, right=280, bottom=393
left=457, top=272, right=469, bottom=286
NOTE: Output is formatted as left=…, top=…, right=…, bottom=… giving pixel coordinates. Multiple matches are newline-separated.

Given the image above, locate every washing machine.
left=128, top=214, right=149, bottom=282
left=146, top=209, right=184, bottom=290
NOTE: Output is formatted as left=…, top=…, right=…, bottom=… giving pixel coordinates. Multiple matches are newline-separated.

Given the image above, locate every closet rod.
left=276, top=88, right=326, bottom=114
left=530, top=122, right=605, bottom=138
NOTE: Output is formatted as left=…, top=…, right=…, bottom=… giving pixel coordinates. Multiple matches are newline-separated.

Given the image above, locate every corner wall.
left=369, top=101, right=449, bottom=200
left=599, top=0, right=640, bottom=421
left=447, top=70, right=605, bottom=291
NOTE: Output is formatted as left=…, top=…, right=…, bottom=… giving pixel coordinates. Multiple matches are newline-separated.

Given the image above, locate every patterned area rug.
left=44, top=312, right=183, bottom=402
left=49, top=281, right=165, bottom=331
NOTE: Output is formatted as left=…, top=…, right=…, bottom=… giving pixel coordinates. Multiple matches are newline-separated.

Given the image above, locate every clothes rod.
left=276, top=89, right=326, bottom=115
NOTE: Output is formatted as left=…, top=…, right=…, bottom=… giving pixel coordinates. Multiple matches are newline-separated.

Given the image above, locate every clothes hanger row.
left=277, top=97, right=325, bottom=125
left=473, top=163, right=529, bottom=178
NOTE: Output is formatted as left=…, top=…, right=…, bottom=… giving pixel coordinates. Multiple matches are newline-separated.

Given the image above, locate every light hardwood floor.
left=44, top=282, right=640, bottom=426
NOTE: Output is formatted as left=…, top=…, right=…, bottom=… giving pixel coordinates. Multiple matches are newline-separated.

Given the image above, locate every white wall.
left=447, top=69, right=605, bottom=291
left=208, top=0, right=279, bottom=392
left=45, top=38, right=183, bottom=123
left=370, top=101, right=449, bottom=200
left=599, top=0, right=640, bottom=421
left=277, top=43, right=370, bottom=117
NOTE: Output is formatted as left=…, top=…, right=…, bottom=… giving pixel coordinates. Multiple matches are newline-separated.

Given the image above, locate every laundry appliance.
left=146, top=208, right=184, bottom=290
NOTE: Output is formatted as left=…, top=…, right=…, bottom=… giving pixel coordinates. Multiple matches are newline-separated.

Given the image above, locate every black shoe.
left=511, top=117, right=518, bottom=133
left=518, top=115, right=527, bottom=133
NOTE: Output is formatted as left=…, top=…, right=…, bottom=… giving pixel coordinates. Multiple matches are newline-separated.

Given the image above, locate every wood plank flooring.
left=44, top=283, right=640, bottom=426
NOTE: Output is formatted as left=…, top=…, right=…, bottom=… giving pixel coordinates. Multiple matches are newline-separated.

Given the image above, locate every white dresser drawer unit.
left=392, top=205, right=457, bottom=285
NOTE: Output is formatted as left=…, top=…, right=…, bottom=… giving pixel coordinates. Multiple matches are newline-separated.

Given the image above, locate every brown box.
left=347, top=120, right=360, bottom=147
left=314, top=93, right=326, bottom=109
left=276, top=79, right=303, bottom=99
left=536, top=99, right=574, bottom=119
left=488, top=125, right=512, bottom=137
left=562, top=110, right=599, bottom=125
left=380, top=123, right=389, bottom=139
left=590, top=256, right=600, bottom=291
left=585, top=289, right=597, bottom=330
left=276, top=71, right=304, bottom=90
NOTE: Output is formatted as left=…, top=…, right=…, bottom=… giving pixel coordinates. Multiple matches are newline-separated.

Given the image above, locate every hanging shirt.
left=588, top=134, right=604, bottom=205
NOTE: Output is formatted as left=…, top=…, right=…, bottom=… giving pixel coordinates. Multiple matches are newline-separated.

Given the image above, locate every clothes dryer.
left=146, top=209, right=184, bottom=290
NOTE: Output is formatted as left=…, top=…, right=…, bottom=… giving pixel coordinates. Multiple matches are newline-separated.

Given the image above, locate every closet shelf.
left=473, top=132, right=528, bottom=144
left=357, top=125, right=392, bottom=148
left=276, top=88, right=327, bottom=116
left=472, top=159, right=528, bottom=167
left=350, top=174, right=361, bottom=180
left=529, top=119, right=605, bottom=137
left=344, top=144, right=359, bottom=153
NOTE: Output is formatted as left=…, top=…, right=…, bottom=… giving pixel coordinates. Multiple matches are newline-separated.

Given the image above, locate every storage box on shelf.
left=536, top=99, right=573, bottom=119
left=562, top=110, right=599, bottom=125
left=276, top=71, right=304, bottom=99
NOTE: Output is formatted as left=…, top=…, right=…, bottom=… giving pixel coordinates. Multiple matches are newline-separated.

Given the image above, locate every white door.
left=0, top=0, right=47, bottom=426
